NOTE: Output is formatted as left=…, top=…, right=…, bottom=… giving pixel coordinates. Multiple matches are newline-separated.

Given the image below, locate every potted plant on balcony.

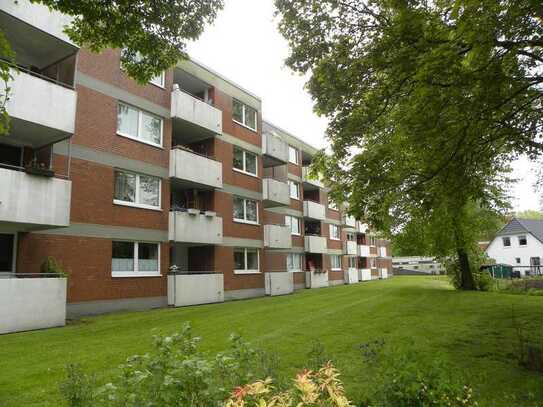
left=25, top=158, right=54, bottom=177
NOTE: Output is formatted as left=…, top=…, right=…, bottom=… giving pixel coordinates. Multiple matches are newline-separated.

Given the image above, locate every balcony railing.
left=304, top=235, right=327, bottom=253
left=303, top=200, right=326, bottom=221
left=302, top=166, right=324, bottom=189
left=356, top=221, right=369, bottom=234
left=169, top=211, right=223, bottom=245
left=358, top=268, right=372, bottom=281
left=342, top=214, right=356, bottom=228
left=169, top=146, right=222, bottom=189
left=264, top=224, right=292, bottom=249
left=262, top=178, right=290, bottom=207
left=344, top=240, right=358, bottom=256
left=358, top=244, right=371, bottom=257
left=167, top=272, right=224, bottom=307
left=262, top=131, right=288, bottom=167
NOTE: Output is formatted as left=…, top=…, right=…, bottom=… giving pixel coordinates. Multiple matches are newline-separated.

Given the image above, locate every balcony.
left=344, top=241, right=357, bottom=256
left=305, top=270, right=328, bottom=288
left=358, top=268, right=372, bottom=281
left=171, top=85, right=222, bottom=142
left=344, top=268, right=358, bottom=284
left=356, top=221, right=369, bottom=234
left=358, top=244, right=371, bottom=257
left=380, top=268, right=389, bottom=279
left=262, top=178, right=289, bottom=207
left=265, top=272, right=294, bottom=296
left=304, top=235, right=327, bottom=253
left=264, top=225, right=292, bottom=249
left=262, top=131, right=288, bottom=167
left=2, top=69, right=77, bottom=148
left=342, top=214, right=356, bottom=228
left=167, top=272, right=224, bottom=307
left=0, top=167, right=71, bottom=230
left=303, top=200, right=326, bottom=221
left=170, top=147, right=222, bottom=189
left=302, top=166, right=324, bottom=190
left=169, top=211, right=223, bottom=245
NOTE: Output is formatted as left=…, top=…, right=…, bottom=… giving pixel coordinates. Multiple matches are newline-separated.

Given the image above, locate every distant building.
left=392, top=256, right=444, bottom=275
left=485, top=218, right=543, bottom=276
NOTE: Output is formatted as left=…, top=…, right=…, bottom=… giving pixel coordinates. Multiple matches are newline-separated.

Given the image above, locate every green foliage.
left=59, top=364, right=96, bottom=407
left=514, top=210, right=543, bottom=220
left=40, top=256, right=66, bottom=277
left=306, top=339, right=332, bottom=371
left=275, top=0, right=543, bottom=289
left=0, top=29, right=14, bottom=136
left=29, top=0, right=224, bottom=83
left=444, top=247, right=490, bottom=291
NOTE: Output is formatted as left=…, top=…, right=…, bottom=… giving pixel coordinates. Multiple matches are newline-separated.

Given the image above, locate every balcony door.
left=0, top=234, right=15, bottom=274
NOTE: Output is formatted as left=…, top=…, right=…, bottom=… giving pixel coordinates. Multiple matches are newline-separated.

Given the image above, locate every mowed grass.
left=1, top=277, right=543, bottom=406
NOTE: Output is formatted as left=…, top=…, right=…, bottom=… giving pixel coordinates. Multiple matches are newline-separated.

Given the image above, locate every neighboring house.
left=485, top=218, right=543, bottom=276
left=392, top=256, right=444, bottom=275
left=0, top=1, right=392, bottom=321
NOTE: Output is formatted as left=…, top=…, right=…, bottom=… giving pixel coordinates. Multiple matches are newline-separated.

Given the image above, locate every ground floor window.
left=330, top=254, right=342, bottom=271
left=112, top=241, right=160, bottom=277
left=287, top=253, right=302, bottom=272
left=348, top=257, right=356, bottom=269
left=0, top=234, right=14, bottom=272
left=234, top=247, right=260, bottom=274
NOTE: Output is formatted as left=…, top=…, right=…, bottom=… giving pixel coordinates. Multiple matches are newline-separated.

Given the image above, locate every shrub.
left=445, top=249, right=492, bottom=291
left=40, top=256, right=66, bottom=277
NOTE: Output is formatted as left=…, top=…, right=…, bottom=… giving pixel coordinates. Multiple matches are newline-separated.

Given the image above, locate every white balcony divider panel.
left=2, top=0, right=75, bottom=45
left=302, top=167, right=324, bottom=188
left=264, top=225, right=292, bottom=249
left=0, top=168, right=71, bottom=228
left=356, top=222, right=369, bottom=234
left=342, top=215, right=356, bottom=228
left=265, top=272, right=294, bottom=296
left=171, top=87, right=222, bottom=135
left=358, top=244, right=371, bottom=257
left=358, top=268, right=372, bottom=281
left=167, top=274, right=224, bottom=307
left=4, top=69, right=77, bottom=135
left=344, top=240, right=357, bottom=255
left=344, top=268, right=358, bottom=284
left=305, top=270, right=329, bottom=288
left=0, top=277, right=67, bottom=334
left=169, top=149, right=223, bottom=189
left=262, top=132, right=288, bottom=164
left=303, top=200, right=326, bottom=220
left=262, top=178, right=290, bottom=207
left=304, top=235, right=327, bottom=253
left=380, top=268, right=389, bottom=279
left=168, top=212, right=223, bottom=244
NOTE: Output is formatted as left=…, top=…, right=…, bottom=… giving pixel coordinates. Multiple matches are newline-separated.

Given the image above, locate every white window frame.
left=287, top=253, right=303, bottom=272
left=288, top=145, right=299, bottom=165
left=112, top=241, right=161, bottom=278
left=288, top=180, right=300, bottom=200
left=120, top=49, right=165, bottom=89
left=502, top=237, right=511, bottom=247
left=234, top=247, right=260, bottom=274
left=233, top=146, right=258, bottom=177
left=113, top=169, right=162, bottom=211
left=285, top=215, right=301, bottom=236
left=348, top=257, right=357, bottom=269
left=117, top=102, right=163, bottom=148
left=518, top=235, right=527, bottom=247
left=233, top=196, right=259, bottom=225
left=329, top=224, right=341, bottom=240
left=330, top=254, right=342, bottom=271
left=232, top=99, right=258, bottom=132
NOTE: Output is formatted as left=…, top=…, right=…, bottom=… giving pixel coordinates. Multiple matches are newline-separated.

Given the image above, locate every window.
left=117, top=102, right=163, bottom=147
left=516, top=257, right=521, bottom=264
left=288, top=146, right=299, bottom=165
left=0, top=234, right=14, bottom=272
left=288, top=180, right=300, bottom=199
left=287, top=253, right=302, bottom=272
left=502, top=237, right=511, bottom=247
left=347, top=232, right=356, bottom=241
left=120, top=49, right=165, bottom=88
left=112, top=241, right=160, bottom=277
left=329, top=224, right=341, bottom=240
left=233, top=196, right=258, bottom=224
left=285, top=215, right=301, bottom=235
left=330, top=254, right=342, bottom=271
left=518, top=235, right=527, bottom=246
left=234, top=248, right=259, bottom=273
left=114, top=170, right=161, bottom=209
left=348, top=257, right=357, bottom=269
left=328, top=197, right=338, bottom=211
left=233, top=146, right=257, bottom=176
left=232, top=99, right=257, bottom=131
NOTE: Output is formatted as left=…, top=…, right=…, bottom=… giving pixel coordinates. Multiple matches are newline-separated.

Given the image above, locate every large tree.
left=275, top=0, right=543, bottom=289
left=0, top=0, right=223, bottom=134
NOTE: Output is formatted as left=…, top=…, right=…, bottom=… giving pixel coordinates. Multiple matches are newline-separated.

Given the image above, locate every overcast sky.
left=187, top=0, right=541, bottom=212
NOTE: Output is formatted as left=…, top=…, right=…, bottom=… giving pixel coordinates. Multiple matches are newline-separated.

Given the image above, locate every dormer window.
left=502, top=237, right=511, bottom=247
left=519, top=235, right=527, bottom=246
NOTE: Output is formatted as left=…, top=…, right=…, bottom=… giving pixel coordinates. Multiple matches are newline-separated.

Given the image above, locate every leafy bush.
left=40, top=256, right=66, bottom=277
left=444, top=249, right=492, bottom=291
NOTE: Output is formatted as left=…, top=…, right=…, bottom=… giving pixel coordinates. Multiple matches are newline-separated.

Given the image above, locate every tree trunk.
left=456, top=246, right=476, bottom=290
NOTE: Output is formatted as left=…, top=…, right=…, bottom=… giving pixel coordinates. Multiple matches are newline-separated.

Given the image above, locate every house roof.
left=496, top=218, right=543, bottom=244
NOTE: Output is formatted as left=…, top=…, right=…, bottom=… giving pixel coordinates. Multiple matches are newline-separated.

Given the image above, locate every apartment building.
left=0, top=1, right=392, bottom=321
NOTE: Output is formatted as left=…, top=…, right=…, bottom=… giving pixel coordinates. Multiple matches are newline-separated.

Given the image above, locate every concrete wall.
left=0, top=168, right=71, bottom=229
left=167, top=274, right=224, bottom=306
left=264, top=272, right=294, bottom=296
left=170, top=148, right=223, bottom=189
left=171, top=87, right=222, bottom=135
left=264, top=224, right=291, bottom=249
left=342, top=215, right=356, bottom=228
left=0, top=277, right=66, bottom=334
left=305, top=270, right=329, bottom=288
left=262, top=131, right=288, bottom=163
left=359, top=268, right=372, bottom=281
left=344, top=241, right=357, bottom=255
left=304, top=235, right=327, bottom=254
left=169, top=211, right=223, bottom=245
left=262, top=178, right=290, bottom=207
left=358, top=245, right=371, bottom=257
left=344, top=268, right=358, bottom=284
left=303, top=200, right=326, bottom=221
left=380, top=268, right=389, bottom=279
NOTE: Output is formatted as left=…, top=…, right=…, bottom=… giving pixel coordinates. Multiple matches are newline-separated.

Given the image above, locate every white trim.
left=149, top=71, right=165, bottom=88
left=233, top=219, right=260, bottom=226
left=233, top=119, right=258, bottom=133
left=233, top=270, right=261, bottom=275
left=112, top=271, right=161, bottom=278
left=111, top=241, right=161, bottom=276
left=233, top=168, right=259, bottom=179
left=329, top=224, right=341, bottom=240
left=232, top=99, right=258, bottom=132
left=117, top=102, right=164, bottom=148
left=233, top=146, right=258, bottom=177
left=288, top=145, right=299, bottom=165
left=287, top=252, right=303, bottom=272
left=113, top=200, right=163, bottom=212
left=288, top=180, right=300, bottom=200
left=233, top=196, right=259, bottom=224
left=234, top=247, right=261, bottom=274
left=114, top=170, right=162, bottom=210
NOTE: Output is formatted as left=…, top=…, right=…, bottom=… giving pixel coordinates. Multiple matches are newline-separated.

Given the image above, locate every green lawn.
left=1, top=276, right=542, bottom=406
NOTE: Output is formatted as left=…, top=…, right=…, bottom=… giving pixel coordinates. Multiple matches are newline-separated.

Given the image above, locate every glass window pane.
left=150, top=71, right=164, bottom=87
left=233, top=196, right=245, bottom=220
left=140, top=112, right=162, bottom=145
left=117, top=104, right=139, bottom=137
left=246, top=200, right=257, bottom=222
left=292, top=217, right=300, bottom=234
left=0, top=234, right=14, bottom=272
left=233, top=146, right=244, bottom=171
left=246, top=249, right=258, bottom=270
left=245, top=152, right=256, bottom=174
left=234, top=249, right=245, bottom=270
left=112, top=241, right=134, bottom=272
left=289, top=181, right=298, bottom=199
left=114, top=171, right=136, bottom=203
left=245, top=106, right=257, bottom=130
left=288, top=146, right=298, bottom=164
left=233, top=99, right=244, bottom=123
left=138, top=243, right=158, bottom=272
left=139, top=175, right=160, bottom=207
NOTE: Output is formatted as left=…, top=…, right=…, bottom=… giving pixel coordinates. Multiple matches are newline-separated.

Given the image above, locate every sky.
left=187, top=0, right=541, bottom=212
